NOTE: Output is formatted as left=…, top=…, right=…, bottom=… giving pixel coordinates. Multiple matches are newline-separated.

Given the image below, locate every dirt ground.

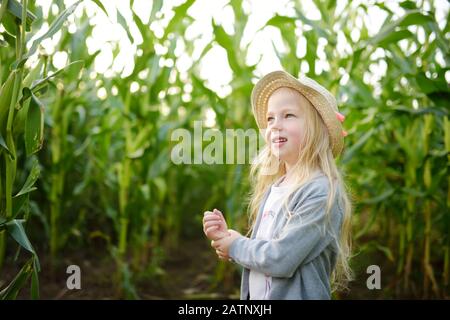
left=2, top=236, right=447, bottom=299
left=2, top=236, right=239, bottom=300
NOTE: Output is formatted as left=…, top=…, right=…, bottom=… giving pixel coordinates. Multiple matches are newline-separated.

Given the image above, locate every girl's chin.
left=270, top=148, right=291, bottom=160
left=271, top=143, right=287, bottom=152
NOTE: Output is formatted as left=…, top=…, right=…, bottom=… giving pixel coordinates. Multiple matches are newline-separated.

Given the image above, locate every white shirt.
left=249, top=176, right=290, bottom=300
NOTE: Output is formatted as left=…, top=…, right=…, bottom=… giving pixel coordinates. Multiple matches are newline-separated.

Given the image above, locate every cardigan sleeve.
left=229, top=188, right=341, bottom=278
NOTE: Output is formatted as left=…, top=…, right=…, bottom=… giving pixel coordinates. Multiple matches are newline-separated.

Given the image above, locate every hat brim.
left=251, top=70, right=344, bottom=158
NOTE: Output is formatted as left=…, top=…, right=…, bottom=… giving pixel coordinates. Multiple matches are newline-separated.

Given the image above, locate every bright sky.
left=31, top=0, right=449, bottom=101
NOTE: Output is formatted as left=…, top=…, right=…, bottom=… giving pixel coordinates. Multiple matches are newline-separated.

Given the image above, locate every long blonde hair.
left=246, top=87, right=353, bottom=292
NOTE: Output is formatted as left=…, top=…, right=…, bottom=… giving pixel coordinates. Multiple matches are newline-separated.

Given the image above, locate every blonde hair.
left=246, top=87, right=353, bottom=292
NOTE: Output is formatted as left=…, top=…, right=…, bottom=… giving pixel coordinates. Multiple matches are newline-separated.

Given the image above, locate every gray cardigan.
left=229, top=174, right=344, bottom=300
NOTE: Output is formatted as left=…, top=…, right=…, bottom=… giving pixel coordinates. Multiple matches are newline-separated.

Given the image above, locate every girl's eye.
left=267, top=116, right=274, bottom=122
left=286, top=113, right=295, bottom=118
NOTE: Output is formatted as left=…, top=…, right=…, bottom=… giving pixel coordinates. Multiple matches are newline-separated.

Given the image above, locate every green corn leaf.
left=304, top=30, right=318, bottom=76
left=0, top=0, right=36, bottom=28
left=24, top=93, right=44, bottom=156
left=14, top=158, right=40, bottom=197
left=398, top=10, right=434, bottom=28
left=376, top=244, right=395, bottom=262
left=415, top=72, right=448, bottom=94
left=0, top=70, right=16, bottom=130
left=31, top=258, right=39, bottom=299
left=149, top=0, right=163, bottom=23
left=399, top=1, right=418, bottom=10
left=264, top=14, right=296, bottom=30
left=12, top=193, right=28, bottom=218
left=342, top=128, right=376, bottom=164
left=368, top=10, right=434, bottom=47
left=90, top=0, right=108, bottom=17
left=6, top=219, right=37, bottom=258
left=21, top=60, right=84, bottom=102
left=392, top=105, right=448, bottom=117
left=147, top=148, right=170, bottom=179
left=153, top=177, right=167, bottom=202
left=378, top=30, right=415, bottom=47
left=128, top=127, right=151, bottom=159
left=22, top=57, right=44, bottom=90
left=295, top=8, right=334, bottom=44
left=0, top=130, right=12, bottom=156
left=0, top=30, right=15, bottom=47
left=11, top=0, right=81, bottom=70
left=1, top=8, right=19, bottom=36
left=116, top=7, right=134, bottom=44
left=0, top=258, right=33, bottom=300
left=162, top=0, right=195, bottom=40
left=360, top=188, right=395, bottom=204
left=212, top=21, right=240, bottom=73
left=131, top=10, right=148, bottom=41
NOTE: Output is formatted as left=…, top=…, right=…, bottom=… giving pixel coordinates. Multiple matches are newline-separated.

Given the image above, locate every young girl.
left=203, top=70, right=353, bottom=300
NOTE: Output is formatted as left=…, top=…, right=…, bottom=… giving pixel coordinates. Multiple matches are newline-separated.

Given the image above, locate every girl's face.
left=265, top=87, right=306, bottom=167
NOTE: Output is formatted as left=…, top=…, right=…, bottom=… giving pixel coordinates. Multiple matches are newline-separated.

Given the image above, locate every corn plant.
left=0, top=0, right=82, bottom=298
left=0, top=0, right=446, bottom=299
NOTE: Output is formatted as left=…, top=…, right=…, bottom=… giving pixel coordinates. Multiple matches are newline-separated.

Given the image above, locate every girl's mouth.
left=272, top=137, right=288, bottom=147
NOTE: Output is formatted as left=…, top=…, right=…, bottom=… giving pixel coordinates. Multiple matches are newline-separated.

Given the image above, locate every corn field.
left=0, top=0, right=448, bottom=299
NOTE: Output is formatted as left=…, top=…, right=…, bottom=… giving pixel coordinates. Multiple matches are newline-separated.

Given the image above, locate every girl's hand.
left=211, top=229, right=241, bottom=260
left=203, top=209, right=229, bottom=240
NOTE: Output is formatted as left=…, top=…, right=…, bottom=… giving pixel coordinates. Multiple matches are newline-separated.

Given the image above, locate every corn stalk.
left=0, top=0, right=81, bottom=299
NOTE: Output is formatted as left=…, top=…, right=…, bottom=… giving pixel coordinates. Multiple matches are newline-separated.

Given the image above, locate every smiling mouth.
left=272, top=137, right=288, bottom=143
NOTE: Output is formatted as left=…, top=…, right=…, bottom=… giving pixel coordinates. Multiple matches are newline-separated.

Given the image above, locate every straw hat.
left=251, top=70, right=347, bottom=158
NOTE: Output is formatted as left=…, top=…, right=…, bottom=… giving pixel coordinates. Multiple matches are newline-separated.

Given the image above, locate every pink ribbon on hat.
left=336, top=112, right=348, bottom=137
